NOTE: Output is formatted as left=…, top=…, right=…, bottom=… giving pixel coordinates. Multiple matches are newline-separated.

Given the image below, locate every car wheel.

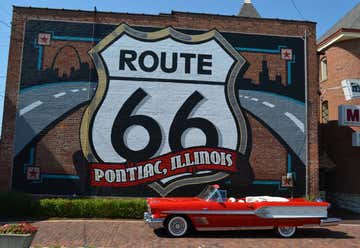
left=166, top=216, right=189, bottom=237
left=276, top=226, right=297, bottom=238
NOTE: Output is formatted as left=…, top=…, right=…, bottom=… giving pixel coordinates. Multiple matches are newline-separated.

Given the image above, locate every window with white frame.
left=321, top=58, right=328, bottom=81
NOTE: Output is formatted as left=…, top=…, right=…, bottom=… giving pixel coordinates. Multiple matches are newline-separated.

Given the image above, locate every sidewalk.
left=28, top=219, right=359, bottom=248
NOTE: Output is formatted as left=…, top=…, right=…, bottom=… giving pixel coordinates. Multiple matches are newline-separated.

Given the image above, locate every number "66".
left=111, top=88, right=219, bottom=162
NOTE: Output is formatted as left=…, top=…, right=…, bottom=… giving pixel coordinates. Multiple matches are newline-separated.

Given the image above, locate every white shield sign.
left=81, top=24, right=248, bottom=196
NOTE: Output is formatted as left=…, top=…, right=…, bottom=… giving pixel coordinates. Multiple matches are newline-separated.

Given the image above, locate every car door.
left=204, top=200, right=272, bottom=230
left=200, top=200, right=254, bottom=228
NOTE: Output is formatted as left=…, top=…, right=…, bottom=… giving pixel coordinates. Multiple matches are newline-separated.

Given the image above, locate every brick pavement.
left=29, top=220, right=360, bottom=248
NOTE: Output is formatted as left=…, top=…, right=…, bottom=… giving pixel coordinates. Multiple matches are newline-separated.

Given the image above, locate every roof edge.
left=317, top=28, right=360, bottom=51
left=12, top=6, right=316, bottom=25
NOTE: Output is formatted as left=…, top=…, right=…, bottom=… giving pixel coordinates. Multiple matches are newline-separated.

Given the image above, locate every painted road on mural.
left=15, top=83, right=306, bottom=163
left=239, top=89, right=306, bottom=163
left=14, top=82, right=97, bottom=155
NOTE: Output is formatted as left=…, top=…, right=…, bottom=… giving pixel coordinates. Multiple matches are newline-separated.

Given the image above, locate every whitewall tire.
left=276, top=226, right=297, bottom=238
left=166, top=216, right=189, bottom=237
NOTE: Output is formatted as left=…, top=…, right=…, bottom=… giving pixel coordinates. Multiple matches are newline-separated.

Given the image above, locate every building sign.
left=338, top=105, right=360, bottom=126
left=342, top=79, right=360, bottom=101
left=353, top=132, right=360, bottom=147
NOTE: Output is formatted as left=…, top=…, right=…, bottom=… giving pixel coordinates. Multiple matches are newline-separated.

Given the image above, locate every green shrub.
left=37, top=198, right=147, bottom=219
left=0, top=192, right=147, bottom=219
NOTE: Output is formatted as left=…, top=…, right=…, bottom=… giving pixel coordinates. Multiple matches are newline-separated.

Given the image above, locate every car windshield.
left=198, top=185, right=227, bottom=202
left=198, top=185, right=217, bottom=200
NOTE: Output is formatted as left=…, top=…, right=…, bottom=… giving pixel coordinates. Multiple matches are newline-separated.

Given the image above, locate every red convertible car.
left=144, top=185, right=340, bottom=237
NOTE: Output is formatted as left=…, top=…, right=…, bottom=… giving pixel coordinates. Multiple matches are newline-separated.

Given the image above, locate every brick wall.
left=0, top=7, right=318, bottom=195
left=35, top=106, right=86, bottom=175
left=0, top=10, right=24, bottom=191
left=320, top=38, right=360, bottom=195
left=320, top=39, right=360, bottom=121
left=248, top=115, right=287, bottom=179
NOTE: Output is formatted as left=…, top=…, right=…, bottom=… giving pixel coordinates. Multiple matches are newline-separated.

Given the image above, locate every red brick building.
left=318, top=3, right=360, bottom=213
left=0, top=1, right=319, bottom=198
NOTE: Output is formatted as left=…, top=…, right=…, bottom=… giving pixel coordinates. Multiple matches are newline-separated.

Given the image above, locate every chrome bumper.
left=144, top=212, right=164, bottom=229
left=320, top=218, right=341, bottom=226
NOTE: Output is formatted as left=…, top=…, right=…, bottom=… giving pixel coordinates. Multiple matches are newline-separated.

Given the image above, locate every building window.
left=321, top=58, right=328, bottom=81
left=322, top=101, right=329, bottom=123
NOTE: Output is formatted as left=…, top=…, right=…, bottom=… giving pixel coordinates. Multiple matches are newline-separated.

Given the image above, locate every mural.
left=13, top=20, right=306, bottom=197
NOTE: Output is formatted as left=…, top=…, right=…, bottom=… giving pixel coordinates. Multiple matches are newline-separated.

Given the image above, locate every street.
left=31, top=220, right=360, bottom=248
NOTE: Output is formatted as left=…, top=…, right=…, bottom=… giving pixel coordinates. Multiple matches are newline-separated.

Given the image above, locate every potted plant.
left=0, top=222, right=37, bottom=248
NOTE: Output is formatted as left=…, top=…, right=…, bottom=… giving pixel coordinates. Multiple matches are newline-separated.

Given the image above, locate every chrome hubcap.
left=278, top=226, right=296, bottom=237
left=168, top=217, right=187, bottom=236
left=280, top=227, right=292, bottom=234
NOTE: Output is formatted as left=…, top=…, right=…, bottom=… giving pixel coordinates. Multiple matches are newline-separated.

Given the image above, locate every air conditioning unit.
left=352, top=132, right=360, bottom=147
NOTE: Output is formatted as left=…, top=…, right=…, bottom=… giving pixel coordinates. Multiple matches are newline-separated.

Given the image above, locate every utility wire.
left=290, top=0, right=305, bottom=20
left=0, top=20, right=11, bottom=28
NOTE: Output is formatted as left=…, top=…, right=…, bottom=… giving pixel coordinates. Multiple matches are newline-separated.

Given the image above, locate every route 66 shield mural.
left=14, top=18, right=307, bottom=197
left=80, top=24, right=249, bottom=196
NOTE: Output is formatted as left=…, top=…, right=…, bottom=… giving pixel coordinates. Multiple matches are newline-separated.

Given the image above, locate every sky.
left=0, top=0, right=359, bottom=132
